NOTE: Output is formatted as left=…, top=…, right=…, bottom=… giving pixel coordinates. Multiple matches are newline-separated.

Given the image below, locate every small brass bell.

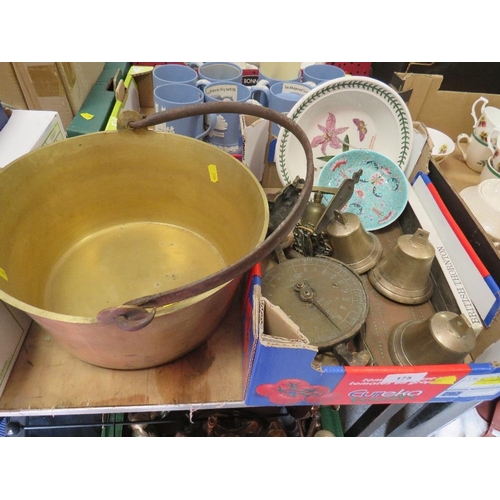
left=388, top=312, right=477, bottom=366
left=326, top=210, right=382, bottom=274
left=301, top=191, right=326, bottom=228
left=368, top=228, right=435, bottom=304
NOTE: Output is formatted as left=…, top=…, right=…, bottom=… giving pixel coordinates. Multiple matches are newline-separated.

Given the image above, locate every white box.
left=0, top=109, right=64, bottom=397
left=0, top=109, right=65, bottom=169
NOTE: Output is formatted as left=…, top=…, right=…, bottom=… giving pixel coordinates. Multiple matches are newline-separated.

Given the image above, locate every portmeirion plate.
left=317, top=150, right=409, bottom=231
left=275, top=76, right=414, bottom=186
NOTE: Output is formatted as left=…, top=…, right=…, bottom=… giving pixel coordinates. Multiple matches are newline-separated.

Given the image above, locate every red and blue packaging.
left=242, top=264, right=500, bottom=406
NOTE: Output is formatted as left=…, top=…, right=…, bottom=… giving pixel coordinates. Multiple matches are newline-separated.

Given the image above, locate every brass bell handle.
left=97, top=101, right=315, bottom=331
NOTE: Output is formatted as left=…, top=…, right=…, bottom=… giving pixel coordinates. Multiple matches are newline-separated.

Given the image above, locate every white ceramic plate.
left=275, top=76, right=414, bottom=186
left=460, top=179, right=500, bottom=241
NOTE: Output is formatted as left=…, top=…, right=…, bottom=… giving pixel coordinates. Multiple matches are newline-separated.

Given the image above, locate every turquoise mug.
left=202, top=82, right=262, bottom=153
left=153, top=83, right=215, bottom=140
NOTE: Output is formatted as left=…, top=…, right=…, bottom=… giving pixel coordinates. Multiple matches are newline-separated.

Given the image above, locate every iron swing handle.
left=97, top=101, right=315, bottom=331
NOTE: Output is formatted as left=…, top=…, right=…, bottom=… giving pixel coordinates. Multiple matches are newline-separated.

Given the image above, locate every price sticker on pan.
left=208, top=164, right=218, bottom=183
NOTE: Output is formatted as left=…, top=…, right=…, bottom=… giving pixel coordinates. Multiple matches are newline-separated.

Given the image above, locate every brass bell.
left=388, top=312, right=477, bottom=366
left=301, top=191, right=327, bottom=228
left=326, top=210, right=382, bottom=274
left=368, top=228, right=435, bottom=304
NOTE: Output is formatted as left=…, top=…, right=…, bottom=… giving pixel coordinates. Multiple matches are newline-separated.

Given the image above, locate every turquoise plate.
left=317, top=150, right=409, bottom=231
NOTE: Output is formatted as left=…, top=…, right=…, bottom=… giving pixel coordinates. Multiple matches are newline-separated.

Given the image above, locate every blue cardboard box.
left=243, top=264, right=345, bottom=407
left=243, top=262, right=500, bottom=406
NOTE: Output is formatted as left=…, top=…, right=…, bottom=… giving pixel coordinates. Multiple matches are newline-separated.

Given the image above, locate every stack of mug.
left=153, top=62, right=259, bottom=154
left=152, top=62, right=347, bottom=154
left=255, top=63, right=345, bottom=137
left=457, top=97, right=500, bottom=182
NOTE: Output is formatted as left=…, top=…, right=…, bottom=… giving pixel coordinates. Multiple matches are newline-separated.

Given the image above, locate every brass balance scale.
left=262, top=170, right=373, bottom=366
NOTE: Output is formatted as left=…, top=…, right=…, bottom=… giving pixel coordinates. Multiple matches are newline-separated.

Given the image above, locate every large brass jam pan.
left=0, top=102, right=314, bottom=369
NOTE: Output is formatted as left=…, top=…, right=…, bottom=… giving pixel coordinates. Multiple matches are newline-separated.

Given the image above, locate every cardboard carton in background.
left=0, top=63, right=104, bottom=128
left=393, top=72, right=500, bottom=141
left=0, top=63, right=27, bottom=109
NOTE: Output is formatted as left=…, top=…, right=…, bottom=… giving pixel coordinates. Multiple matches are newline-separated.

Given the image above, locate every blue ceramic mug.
left=257, top=69, right=301, bottom=88
left=302, top=64, right=345, bottom=85
left=153, top=64, right=198, bottom=87
left=252, top=81, right=315, bottom=137
left=153, top=83, right=215, bottom=140
left=196, top=62, right=243, bottom=89
left=254, top=70, right=304, bottom=106
left=202, top=82, right=262, bottom=154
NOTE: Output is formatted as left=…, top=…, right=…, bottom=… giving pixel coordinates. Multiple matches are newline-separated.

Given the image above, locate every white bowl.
left=460, top=179, right=500, bottom=242
left=427, top=127, right=455, bottom=163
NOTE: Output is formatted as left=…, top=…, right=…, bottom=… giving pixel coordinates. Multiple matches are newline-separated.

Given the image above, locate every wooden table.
left=0, top=296, right=246, bottom=416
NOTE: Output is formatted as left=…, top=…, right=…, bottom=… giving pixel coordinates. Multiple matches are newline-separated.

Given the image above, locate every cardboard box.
left=0, top=63, right=28, bottom=109
left=243, top=257, right=500, bottom=406
left=392, top=72, right=500, bottom=142
left=0, top=109, right=65, bottom=168
left=54, top=63, right=105, bottom=115
left=242, top=215, right=500, bottom=407
left=3, top=63, right=104, bottom=129
left=242, top=73, right=500, bottom=405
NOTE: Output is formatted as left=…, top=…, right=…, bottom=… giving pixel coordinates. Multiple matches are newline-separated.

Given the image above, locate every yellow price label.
left=208, top=164, right=219, bottom=183
left=80, top=112, right=94, bottom=121
left=0, top=268, right=8, bottom=281
left=472, top=376, right=500, bottom=386
left=431, top=376, right=457, bottom=385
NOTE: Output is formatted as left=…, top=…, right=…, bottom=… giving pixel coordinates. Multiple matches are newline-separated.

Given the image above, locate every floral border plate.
left=317, top=150, right=409, bottom=231
left=275, top=76, right=413, bottom=186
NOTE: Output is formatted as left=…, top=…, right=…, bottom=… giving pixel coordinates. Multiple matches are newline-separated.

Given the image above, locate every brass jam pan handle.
left=97, top=101, right=314, bottom=331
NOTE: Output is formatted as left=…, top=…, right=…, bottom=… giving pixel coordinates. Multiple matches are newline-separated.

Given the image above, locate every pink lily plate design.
left=310, top=112, right=350, bottom=155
